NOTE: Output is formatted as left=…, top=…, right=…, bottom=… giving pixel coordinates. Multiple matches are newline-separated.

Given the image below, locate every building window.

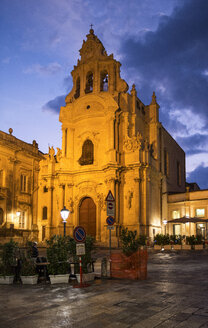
left=172, top=210, right=180, bottom=219
left=177, top=161, right=181, bottom=186
left=74, top=77, right=80, bottom=99
left=100, top=71, right=108, bottom=91
left=196, top=224, right=205, bottom=238
left=19, top=212, right=25, bottom=229
left=173, top=224, right=181, bottom=235
left=43, top=186, right=48, bottom=193
left=78, top=139, right=94, bottom=165
left=20, top=174, right=27, bottom=192
left=42, top=207, right=47, bottom=220
left=164, top=149, right=169, bottom=177
left=195, top=208, right=205, bottom=217
left=0, top=208, right=3, bottom=225
left=85, top=72, right=93, bottom=93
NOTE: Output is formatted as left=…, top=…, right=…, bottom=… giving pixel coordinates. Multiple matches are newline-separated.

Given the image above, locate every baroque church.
left=3, top=28, right=202, bottom=245
left=37, top=28, right=185, bottom=244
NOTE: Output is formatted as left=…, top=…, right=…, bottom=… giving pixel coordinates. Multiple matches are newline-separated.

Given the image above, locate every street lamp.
left=60, top=206, right=70, bottom=236
left=163, top=219, right=167, bottom=235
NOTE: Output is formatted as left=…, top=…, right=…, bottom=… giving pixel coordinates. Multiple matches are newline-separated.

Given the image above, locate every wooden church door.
left=79, top=197, right=96, bottom=237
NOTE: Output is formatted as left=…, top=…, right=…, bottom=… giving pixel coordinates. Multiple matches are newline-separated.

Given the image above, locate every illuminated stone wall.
left=0, top=129, right=43, bottom=242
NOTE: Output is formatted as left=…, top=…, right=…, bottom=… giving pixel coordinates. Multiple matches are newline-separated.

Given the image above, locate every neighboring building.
left=37, top=29, right=185, bottom=244
left=167, top=188, right=208, bottom=237
left=0, top=128, right=43, bottom=242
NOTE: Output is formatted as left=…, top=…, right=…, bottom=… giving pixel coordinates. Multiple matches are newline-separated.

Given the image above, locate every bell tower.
left=65, top=28, right=128, bottom=104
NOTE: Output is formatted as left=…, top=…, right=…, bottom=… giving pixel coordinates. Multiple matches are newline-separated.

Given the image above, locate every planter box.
left=21, top=275, right=38, bottom=285
left=182, top=245, right=192, bottom=250
left=154, top=245, right=161, bottom=250
left=110, top=250, right=148, bottom=280
left=0, top=276, right=14, bottom=284
left=49, top=274, right=69, bottom=284
left=173, top=244, right=182, bottom=250
left=163, top=245, right=172, bottom=250
left=76, top=273, right=95, bottom=283
left=194, top=245, right=203, bottom=250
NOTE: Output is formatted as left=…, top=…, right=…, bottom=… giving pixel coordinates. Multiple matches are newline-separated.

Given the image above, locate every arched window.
left=42, top=206, right=47, bottom=220
left=0, top=208, right=3, bottom=225
left=100, top=71, right=108, bottom=91
left=78, top=139, right=94, bottom=165
left=74, top=77, right=80, bottom=99
left=85, top=72, right=93, bottom=93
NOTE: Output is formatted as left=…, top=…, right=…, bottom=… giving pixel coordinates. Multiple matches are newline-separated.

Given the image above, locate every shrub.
left=46, top=235, right=69, bottom=275
left=21, top=260, right=37, bottom=276
left=120, top=227, right=140, bottom=256
left=0, top=239, right=18, bottom=276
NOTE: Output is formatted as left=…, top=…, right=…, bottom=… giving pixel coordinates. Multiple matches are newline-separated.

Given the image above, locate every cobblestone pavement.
left=1, top=250, right=208, bottom=328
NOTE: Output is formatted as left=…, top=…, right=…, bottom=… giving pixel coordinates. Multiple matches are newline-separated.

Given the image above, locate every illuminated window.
left=19, top=212, right=25, bottom=229
left=100, top=71, right=108, bottom=91
left=42, top=207, right=47, bottom=220
left=20, top=174, right=27, bottom=192
left=195, top=208, right=205, bottom=217
left=85, top=72, right=93, bottom=93
left=173, top=224, right=181, bottom=235
left=172, top=210, right=180, bottom=219
left=78, top=139, right=94, bottom=165
left=74, top=77, right=80, bottom=99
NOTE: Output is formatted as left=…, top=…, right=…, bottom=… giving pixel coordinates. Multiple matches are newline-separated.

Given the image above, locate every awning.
left=167, top=216, right=208, bottom=224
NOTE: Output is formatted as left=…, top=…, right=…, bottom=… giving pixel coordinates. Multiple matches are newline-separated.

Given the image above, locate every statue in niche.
left=78, top=139, right=94, bottom=165
left=126, top=190, right=133, bottom=209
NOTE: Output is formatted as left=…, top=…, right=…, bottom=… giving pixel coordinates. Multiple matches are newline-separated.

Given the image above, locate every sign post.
left=73, top=226, right=89, bottom=288
left=105, top=191, right=115, bottom=278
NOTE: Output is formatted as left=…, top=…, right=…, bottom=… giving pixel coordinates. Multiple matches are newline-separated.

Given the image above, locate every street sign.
left=106, top=216, right=115, bottom=226
left=73, top=226, right=86, bottom=243
left=76, top=243, right=86, bottom=256
left=107, top=226, right=115, bottom=230
left=107, top=201, right=115, bottom=216
left=105, top=190, right=115, bottom=202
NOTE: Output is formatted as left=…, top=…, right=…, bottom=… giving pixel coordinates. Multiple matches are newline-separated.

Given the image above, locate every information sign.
left=105, top=190, right=115, bottom=202
left=76, top=243, right=86, bottom=256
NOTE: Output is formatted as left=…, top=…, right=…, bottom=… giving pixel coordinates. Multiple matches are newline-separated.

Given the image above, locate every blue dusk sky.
left=1, top=0, right=208, bottom=189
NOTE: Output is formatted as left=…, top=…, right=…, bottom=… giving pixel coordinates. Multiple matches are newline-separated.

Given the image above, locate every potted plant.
left=67, top=235, right=95, bottom=283
left=193, top=234, right=203, bottom=250
left=110, top=227, right=148, bottom=280
left=163, top=234, right=171, bottom=250
left=154, top=234, right=163, bottom=250
left=46, top=235, right=70, bottom=284
left=183, top=235, right=194, bottom=250
left=0, top=239, right=18, bottom=284
left=20, top=259, right=38, bottom=284
left=170, top=235, right=182, bottom=250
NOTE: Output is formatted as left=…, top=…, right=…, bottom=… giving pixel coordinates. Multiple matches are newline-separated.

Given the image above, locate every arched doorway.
left=79, top=197, right=96, bottom=237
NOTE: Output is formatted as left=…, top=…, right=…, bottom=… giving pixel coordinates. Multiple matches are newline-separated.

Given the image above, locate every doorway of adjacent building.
left=79, top=197, right=96, bottom=237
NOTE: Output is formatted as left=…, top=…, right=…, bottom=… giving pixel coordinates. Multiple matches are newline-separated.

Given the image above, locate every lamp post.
left=163, top=219, right=167, bottom=235
left=60, top=206, right=70, bottom=236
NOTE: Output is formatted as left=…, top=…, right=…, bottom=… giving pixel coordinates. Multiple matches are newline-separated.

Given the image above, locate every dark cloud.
left=187, top=165, right=208, bottom=190
left=42, top=95, right=66, bottom=114
left=121, top=0, right=208, bottom=121
left=177, top=134, right=208, bottom=156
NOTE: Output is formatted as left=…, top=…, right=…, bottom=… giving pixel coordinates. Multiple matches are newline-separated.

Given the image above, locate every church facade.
left=37, top=29, right=185, bottom=244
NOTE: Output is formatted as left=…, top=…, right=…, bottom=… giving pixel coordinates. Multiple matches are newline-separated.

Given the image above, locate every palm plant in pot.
left=110, top=227, right=148, bottom=280
left=46, top=235, right=70, bottom=284
left=0, top=239, right=18, bottom=284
